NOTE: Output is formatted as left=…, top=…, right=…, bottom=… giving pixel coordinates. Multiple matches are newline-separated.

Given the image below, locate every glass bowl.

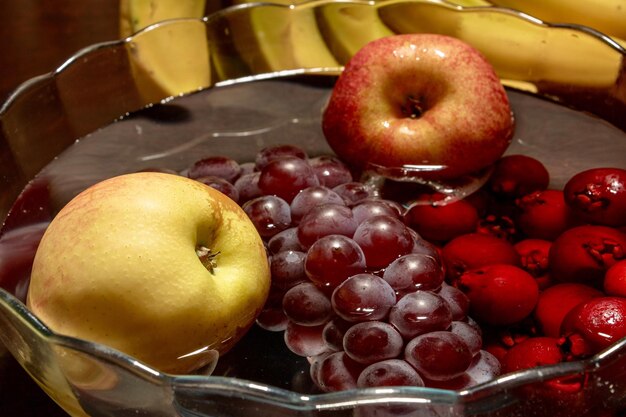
left=1, top=1, right=626, bottom=416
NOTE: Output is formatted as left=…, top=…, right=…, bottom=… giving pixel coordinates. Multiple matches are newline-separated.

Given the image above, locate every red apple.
left=322, top=33, right=514, bottom=180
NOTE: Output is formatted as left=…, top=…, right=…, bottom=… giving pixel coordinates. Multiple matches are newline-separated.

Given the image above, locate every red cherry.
left=457, top=264, right=539, bottom=326
left=488, top=154, right=550, bottom=199
left=404, top=193, right=479, bottom=243
left=514, top=238, right=552, bottom=289
left=604, top=260, right=626, bottom=297
left=534, top=283, right=603, bottom=338
left=501, top=337, right=564, bottom=374
left=549, top=225, right=626, bottom=286
left=441, top=233, right=521, bottom=281
left=516, top=189, right=577, bottom=241
left=563, top=167, right=626, bottom=227
left=561, top=296, right=626, bottom=357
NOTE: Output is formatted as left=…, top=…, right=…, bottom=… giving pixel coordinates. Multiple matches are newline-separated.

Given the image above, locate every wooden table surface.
left=0, top=2, right=119, bottom=415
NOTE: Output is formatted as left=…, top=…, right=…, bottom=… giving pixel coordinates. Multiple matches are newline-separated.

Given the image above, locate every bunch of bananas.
left=118, top=0, right=625, bottom=99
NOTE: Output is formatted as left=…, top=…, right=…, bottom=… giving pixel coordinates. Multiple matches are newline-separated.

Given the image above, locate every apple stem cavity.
left=196, top=245, right=220, bottom=275
left=401, top=95, right=427, bottom=119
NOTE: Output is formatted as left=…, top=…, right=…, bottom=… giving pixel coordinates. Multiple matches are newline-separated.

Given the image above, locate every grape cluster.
left=181, top=144, right=499, bottom=391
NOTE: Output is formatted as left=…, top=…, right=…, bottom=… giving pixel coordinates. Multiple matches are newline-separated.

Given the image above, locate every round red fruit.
left=549, top=225, right=626, bottom=286
left=322, top=33, right=513, bottom=180
left=561, top=296, right=626, bottom=356
left=563, top=167, right=626, bottom=227
left=514, top=238, right=552, bottom=289
left=258, top=156, right=319, bottom=203
left=457, top=264, right=539, bottom=326
left=501, top=337, right=563, bottom=374
left=441, top=233, right=521, bottom=281
left=488, top=154, right=550, bottom=199
left=604, top=260, right=626, bottom=297
left=516, top=189, right=577, bottom=241
left=534, top=283, right=603, bottom=338
left=404, top=193, right=479, bottom=242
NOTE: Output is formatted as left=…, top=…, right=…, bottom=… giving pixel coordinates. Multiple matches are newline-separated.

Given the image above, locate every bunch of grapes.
left=184, top=144, right=500, bottom=391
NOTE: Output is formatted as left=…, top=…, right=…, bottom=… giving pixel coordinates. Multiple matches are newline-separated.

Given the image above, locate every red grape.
left=290, top=186, right=345, bottom=224
left=357, top=359, right=424, bottom=388
left=187, top=155, right=242, bottom=183
left=352, top=215, right=414, bottom=270
left=283, top=282, right=333, bottom=326
left=309, top=155, right=353, bottom=188
left=404, top=331, right=473, bottom=381
left=343, top=321, right=404, bottom=364
left=242, top=195, right=292, bottom=238
left=304, top=235, right=366, bottom=289
left=270, top=250, right=307, bottom=290
left=389, top=291, right=453, bottom=339
left=297, top=204, right=358, bottom=248
left=255, top=144, right=307, bottom=170
left=259, top=156, right=320, bottom=203
left=382, top=253, right=445, bottom=297
left=331, top=273, right=397, bottom=322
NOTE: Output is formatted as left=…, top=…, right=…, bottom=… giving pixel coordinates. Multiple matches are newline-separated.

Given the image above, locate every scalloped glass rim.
left=0, top=0, right=625, bottom=415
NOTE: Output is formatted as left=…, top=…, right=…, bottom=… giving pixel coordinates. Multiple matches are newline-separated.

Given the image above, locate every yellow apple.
left=26, top=172, right=271, bottom=374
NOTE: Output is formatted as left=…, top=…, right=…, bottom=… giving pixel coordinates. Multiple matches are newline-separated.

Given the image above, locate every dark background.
left=1, top=2, right=118, bottom=415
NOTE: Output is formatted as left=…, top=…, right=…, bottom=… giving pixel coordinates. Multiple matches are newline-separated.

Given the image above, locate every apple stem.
left=196, top=245, right=220, bottom=275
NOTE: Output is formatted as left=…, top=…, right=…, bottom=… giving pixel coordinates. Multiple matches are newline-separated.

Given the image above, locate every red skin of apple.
left=534, top=283, right=603, bottom=338
left=604, top=260, right=626, bottom=297
left=456, top=264, right=539, bottom=326
left=441, top=232, right=521, bottom=281
left=322, top=34, right=514, bottom=180
left=549, top=225, right=626, bottom=286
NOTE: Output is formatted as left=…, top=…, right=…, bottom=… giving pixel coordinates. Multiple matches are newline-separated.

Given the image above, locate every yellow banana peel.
left=228, top=0, right=340, bottom=73
left=119, top=0, right=208, bottom=37
left=120, top=0, right=211, bottom=101
left=379, top=1, right=624, bottom=89
left=314, top=2, right=395, bottom=64
left=488, top=0, right=626, bottom=42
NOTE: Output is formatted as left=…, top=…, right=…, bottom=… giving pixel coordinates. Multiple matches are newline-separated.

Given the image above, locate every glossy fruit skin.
left=322, top=33, right=513, bottom=180
left=516, top=189, right=577, bottom=241
left=501, top=337, right=564, bottom=374
left=457, top=264, right=539, bottom=326
left=604, top=260, right=626, bottom=297
left=404, top=193, right=479, bottom=243
left=563, top=168, right=626, bottom=227
left=514, top=238, right=552, bottom=289
left=561, top=296, right=626, bottom=357
left=534, top=283, right=603, bottom=338
left=488, top=154, right=550, bottom=199
left=549, top=225, right=626, bottom=286
left=441, top=233, right=521, bottom=281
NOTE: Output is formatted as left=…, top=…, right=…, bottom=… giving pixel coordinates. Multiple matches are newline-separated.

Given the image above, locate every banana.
left=227, top=0, right=341, bottom=73
left=378, top=0, right=624, bottom=89
left=119, top=0, right=208, bottom=37
left=314, top=2, right=395, bottom=64
left=488, top=0, right=626, bottom=42
left=119, top=0, right=212, bottom=102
